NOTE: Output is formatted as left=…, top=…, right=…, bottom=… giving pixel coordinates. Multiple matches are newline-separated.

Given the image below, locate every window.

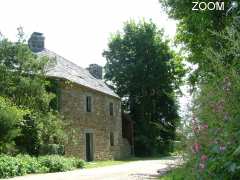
left=110, top=132, right=114, bottom=146
left=109, top=102, right=113, bottom=116
left=86, top=96, right=92, bottom=112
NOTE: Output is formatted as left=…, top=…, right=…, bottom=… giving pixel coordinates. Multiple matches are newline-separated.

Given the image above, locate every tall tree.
left=159, top=0, right=236, bottom=84
left=103, top=20, right=185, bottom=155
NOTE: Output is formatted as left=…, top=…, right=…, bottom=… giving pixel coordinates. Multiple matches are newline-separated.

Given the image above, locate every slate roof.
left=37, top=49, right=119, bottom=98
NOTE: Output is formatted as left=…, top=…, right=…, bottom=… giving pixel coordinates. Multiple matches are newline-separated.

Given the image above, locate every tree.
left=159, top=0, right=236, bottom=85
left=0, top=96, right=27, bottom=154
left=103, top=20, right=185, bottom=156
left=0, top=34, right=65, bottom=155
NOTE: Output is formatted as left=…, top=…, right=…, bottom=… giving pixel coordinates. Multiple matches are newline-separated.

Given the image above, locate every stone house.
left=28, top=32, right=132, bottom=161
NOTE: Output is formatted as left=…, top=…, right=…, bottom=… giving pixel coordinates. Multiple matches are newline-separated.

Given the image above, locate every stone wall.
left=58, top=80, right=130, bottom=160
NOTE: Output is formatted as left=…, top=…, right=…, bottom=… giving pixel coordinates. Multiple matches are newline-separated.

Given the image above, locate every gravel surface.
left=7, top=156, right=182, bottom=180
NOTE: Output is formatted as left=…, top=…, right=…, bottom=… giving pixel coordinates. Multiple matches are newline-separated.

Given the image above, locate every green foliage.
left=160, top=0, right=240, bottom=177
left=0, top=154, right=84, bottom=178
left=0, top=39, right=51, bottom=110
left=159, top=0, right=238, bottom=85
left=39, top=144, right=65, bottom=155
left=0, top=96, right=28, bottom=153
left=0, top=154, right=44, bottom=178
left=0, top=34, right=65, bottom=155
left=15, top=111, right=66, bottom=155
left=160, top=165, right=193, bottom=180
left=103, top=20, right=185, bottom=156
left=171, top=17, right=240, bottom=179
left=161, top=0, right=240, bottom=178
left=38, top=155, right=84, bottom=172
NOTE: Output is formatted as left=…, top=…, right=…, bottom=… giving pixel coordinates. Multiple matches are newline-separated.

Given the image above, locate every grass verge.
left=160, top=167, right=185, bottom=180
left=85, top=160, right=127, bottom=168
left=85, top=155, right=177, bottom=169
left=159, top=165, right=193, bottom=180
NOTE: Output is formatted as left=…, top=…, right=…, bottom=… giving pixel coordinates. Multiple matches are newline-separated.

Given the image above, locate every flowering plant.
left=183, top=18, right=240, bottom=179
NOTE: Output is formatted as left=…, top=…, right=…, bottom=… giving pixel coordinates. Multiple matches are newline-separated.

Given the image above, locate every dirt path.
left=8, top=156, right=182, bottom=180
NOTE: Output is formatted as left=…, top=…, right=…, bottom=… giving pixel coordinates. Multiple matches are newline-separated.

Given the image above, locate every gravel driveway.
left=7, top=156, right=181, bottom=180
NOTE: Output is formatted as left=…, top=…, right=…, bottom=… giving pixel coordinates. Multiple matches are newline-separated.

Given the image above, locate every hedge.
left=0, top=154, right=84, bottom=178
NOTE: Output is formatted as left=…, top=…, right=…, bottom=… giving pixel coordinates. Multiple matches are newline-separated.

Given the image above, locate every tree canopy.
left=103, top=20, right=185, bottom=155
left=159, top=0, right=237, bottom=84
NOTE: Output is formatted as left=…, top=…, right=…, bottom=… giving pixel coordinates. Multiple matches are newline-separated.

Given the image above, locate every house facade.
left=28, top=32, right=132, bottom=161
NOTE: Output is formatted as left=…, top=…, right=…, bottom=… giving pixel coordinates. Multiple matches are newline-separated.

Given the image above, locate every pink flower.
left=202, top=124, right=208, bottom=129
left=199, top=163, right=205, bottom=169
left=193, top=143, right=201, bottom=153
left=201, top=155, right=208, bottom=161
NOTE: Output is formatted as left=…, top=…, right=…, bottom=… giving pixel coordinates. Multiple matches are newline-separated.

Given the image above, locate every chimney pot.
left=28, top=32, right=45, bottom=52
left=87, top=64, right=103, bottom=79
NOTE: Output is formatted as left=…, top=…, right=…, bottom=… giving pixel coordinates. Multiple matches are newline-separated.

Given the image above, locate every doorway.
left=85, top=133, right=93, bottom=161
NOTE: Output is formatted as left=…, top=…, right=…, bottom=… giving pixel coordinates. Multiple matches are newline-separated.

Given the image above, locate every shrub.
left=39, top=144, right=65, bottom=155
left=0, top=97, right=27, bottom=154
left=15, top=112, right=66, bottom=156
left=0, top=154, right=41, bottom=178
left=38, top=155, right=84, bottom=172
left=15, top=154, right=47, bottom=174
left=0, top=154, right=84, bottom=178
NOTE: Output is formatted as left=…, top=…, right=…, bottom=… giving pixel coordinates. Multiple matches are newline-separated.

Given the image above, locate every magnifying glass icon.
left=226, top=1, right=238, bottom=16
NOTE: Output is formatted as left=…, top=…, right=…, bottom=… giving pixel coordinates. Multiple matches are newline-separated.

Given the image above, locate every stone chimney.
left=87, top=64, right=103, bottom=79
left=28, top=32, right=45, bottom=52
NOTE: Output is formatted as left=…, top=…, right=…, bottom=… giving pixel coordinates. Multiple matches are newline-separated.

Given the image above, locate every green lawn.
left=84, top=155, right=167, bottom=169
left=159, top=167, right=184, bottom=180
left=159, top=165, right=193, bottom=180
left=84, top=160, right=127, bottom=168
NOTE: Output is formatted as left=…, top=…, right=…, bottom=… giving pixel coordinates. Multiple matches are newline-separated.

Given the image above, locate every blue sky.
left=0, top=0, right=176, bottom=68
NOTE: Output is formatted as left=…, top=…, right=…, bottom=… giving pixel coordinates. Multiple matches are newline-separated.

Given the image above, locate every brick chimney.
left=87, top=64, right=103, bottom=79
left=28, top=32, right=45, bottom=52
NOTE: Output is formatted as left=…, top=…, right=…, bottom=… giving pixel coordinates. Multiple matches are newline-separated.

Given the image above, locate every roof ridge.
left=38, top=49, right=119, bottom=98
left=44, top=49, right=88, bottom=71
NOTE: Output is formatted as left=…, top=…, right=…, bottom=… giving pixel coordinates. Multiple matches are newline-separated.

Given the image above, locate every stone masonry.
left=59, top=81, right=130, bottom=160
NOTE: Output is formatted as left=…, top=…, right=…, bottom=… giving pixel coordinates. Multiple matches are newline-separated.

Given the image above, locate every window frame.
left=110, top=132, right=114, bottom=146
left=109, top=102, right=113, bottom=116
left=86, top=96, right=92, bottom=112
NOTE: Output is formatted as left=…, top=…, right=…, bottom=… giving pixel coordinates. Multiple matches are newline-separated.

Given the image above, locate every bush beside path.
left=0, top=155, right=84, bottom=179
